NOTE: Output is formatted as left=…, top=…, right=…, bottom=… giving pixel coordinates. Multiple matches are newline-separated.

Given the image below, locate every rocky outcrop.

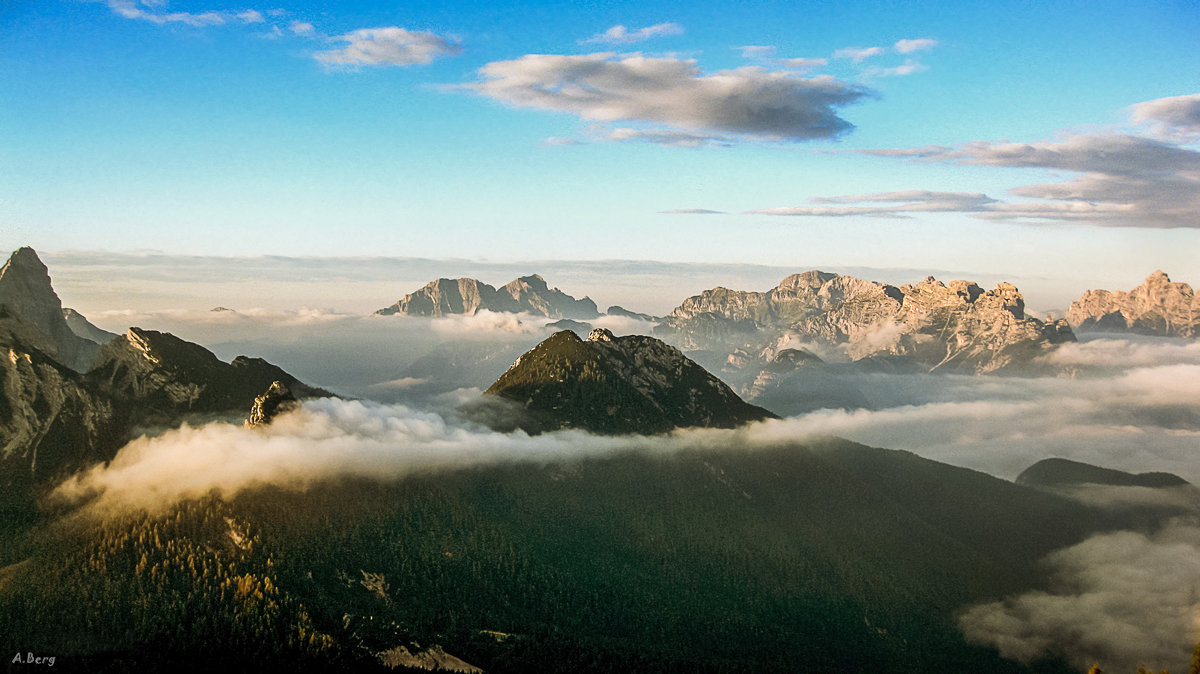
left=660, top=271, right=1074, bottom=374
left=89, top=327, right=329, bottom=427
left=0, top=248, right=101, bottom=372
left=482, top=328, right=776, bottom=435
left=740, top=349, right=870, bottom=416
left=375, top=274, right=599, bottom=319
left=1067, top=271, right=1199, bottom=338
left=606, top=305, right=655, bottom=321
left=62, top=308, right=119, bottom=345
left=0, top=340, right=122, bottom=509
left=246, top=380, right=299, bottom=427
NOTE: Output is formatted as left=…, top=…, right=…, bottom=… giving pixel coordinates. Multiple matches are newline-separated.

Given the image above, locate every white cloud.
left=315, top=27, right=462, bottom=68
left=659, top=208, right=726, bottom=215
left=582, top=22, right=684, bottom=45
left=737, top=46, right=827, bottom=71
left=894, top=38, right=937, bottom=53
left=604, top=127, right=727, bottom=147
left=747, top=190, right=996, bottom=217
left=777, top=57, right=828, bottom=70
left=849, top=131, right=1200, bottom=228
left=959, top=522, right=1200, bottom=673
left=105, top=0, right=226, bottom=26
left=462, top=53, right=871, bottom=143
left=289, top=20, right=315, bottom=36
left=737, top=45, right=777, bottom=58
left=833, top=46, right=885, bottom=63
left=235, top=9, right=263, bottom=24
left=864, top=58, right=927, bottom=78
left=1131, top=93, right=1200, bottom=142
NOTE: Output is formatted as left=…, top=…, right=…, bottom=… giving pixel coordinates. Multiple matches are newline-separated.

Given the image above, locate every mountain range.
left=2, top=245, right=1196, bottom=672
left=1067, top=270, right=1199, bottom=338
left=375, top=274, right=601, bottom=320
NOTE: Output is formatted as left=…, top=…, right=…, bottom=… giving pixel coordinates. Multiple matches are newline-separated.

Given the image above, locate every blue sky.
left=2, top=0, right=1199, bottom=311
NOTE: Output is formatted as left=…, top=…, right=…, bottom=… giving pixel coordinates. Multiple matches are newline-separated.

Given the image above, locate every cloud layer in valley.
left=959, top=521, right=1200, bottom=673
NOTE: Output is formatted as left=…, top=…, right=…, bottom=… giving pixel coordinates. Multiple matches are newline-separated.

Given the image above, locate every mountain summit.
left=0, top=247, right=102, bottom=372
left=1067, top=270, right=1199, bottom=338
left=483, top=328, right=776, bottom=435
left=375, top=274, right=600, bottom=319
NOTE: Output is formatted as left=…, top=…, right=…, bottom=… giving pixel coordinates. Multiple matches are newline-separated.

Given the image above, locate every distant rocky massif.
left=482, top=328, right=776, bottom=435
left=1067, top=270, right=1198, bottom=338
left=659, top=271, right=1075, bottom=377
left=375, top=274, right=601, bottom=319
left=0, top=247, right=326, bottom=512
left=1016, top=458, right=1190, bottom=489
left=376, top=270, right=1079, bottom=417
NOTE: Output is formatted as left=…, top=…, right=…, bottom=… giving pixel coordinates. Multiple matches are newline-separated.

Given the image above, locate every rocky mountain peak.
left=663, top=270, right=1070, bottom=374
left=1066, top=271, right=1198, bottom=338
left=586, top=327, right=615, bottom=343
left=484, top=330, right=775, bottom=435
left=0, top=247, right=100, bottom=372
left=246, top=380, right=299, bottom=427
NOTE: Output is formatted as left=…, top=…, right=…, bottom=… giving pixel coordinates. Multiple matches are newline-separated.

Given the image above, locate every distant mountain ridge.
left=1067, top=270, right=1199, bottom=338
left=483, top=328, right=776, bottom=435
left=660, top=270, right=1075, bottom=375
left=376, top=274, right=600, bottom=319
left=1017, top=458, right=1190, bottom=489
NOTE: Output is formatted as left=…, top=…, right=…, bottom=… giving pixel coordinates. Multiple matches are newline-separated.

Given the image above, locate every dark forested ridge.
left=0, top=440, right=1154, bottom=673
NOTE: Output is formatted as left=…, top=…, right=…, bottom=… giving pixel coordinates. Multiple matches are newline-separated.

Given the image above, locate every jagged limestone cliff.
left=376, top=274, right=600, bottom=319
left=1067, top=270, right=1199, bottom=338
left=661, top=271, right=1074, bottom=374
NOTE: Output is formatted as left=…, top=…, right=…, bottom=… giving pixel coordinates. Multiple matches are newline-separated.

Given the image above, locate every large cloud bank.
left=959, top=521, right=1200, bottom=673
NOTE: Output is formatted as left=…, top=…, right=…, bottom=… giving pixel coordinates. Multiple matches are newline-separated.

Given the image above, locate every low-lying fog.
left=78, top=307, right=1200, bottom=672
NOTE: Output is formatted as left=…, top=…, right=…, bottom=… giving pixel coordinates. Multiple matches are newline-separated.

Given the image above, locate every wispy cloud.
left=289, top=20, right=315, bottom=36
left=235, top=9, right=263, bottom=24
left=581, top=22, right=684, bottom=45
left=833, top=46, right=885, bottom=63
left=863, top=58, right=928, bottom=78
left=604, top=127, right=728, bottom=147
left=806, top=93, right=1200, bottom=229
left=737, top=46, right=828, bottom=72
left=461, top=53, right=871, bottom=143
left=894, top=38, right=937, bottom=53
left=315, top=27, right=462, bottom=68
left=1131, top=93, right=1200, bottom=142
left=660, top=208, right=726, bottom=215
left=104, top=0, right=226, bottom=27
left=747, top=190, right=996, bottom=218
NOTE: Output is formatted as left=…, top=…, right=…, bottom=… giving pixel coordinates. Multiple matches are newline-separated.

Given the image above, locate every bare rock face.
left=661, top=271, right=1073, bottom=374
left=89, top=327, right=329, bottom=427
left=0, top=248, right=100, bottom=372
left=375, top=278, right=506, bottom=317
left=62, top=308, right=119, bottom=345
left=375, top=274, right=599, bottom=319
left=246, top=380, right=299, bottom=427
left=1067, top=271, right=1199, bottom=338
left=0, top=342, right=121, bottom=508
